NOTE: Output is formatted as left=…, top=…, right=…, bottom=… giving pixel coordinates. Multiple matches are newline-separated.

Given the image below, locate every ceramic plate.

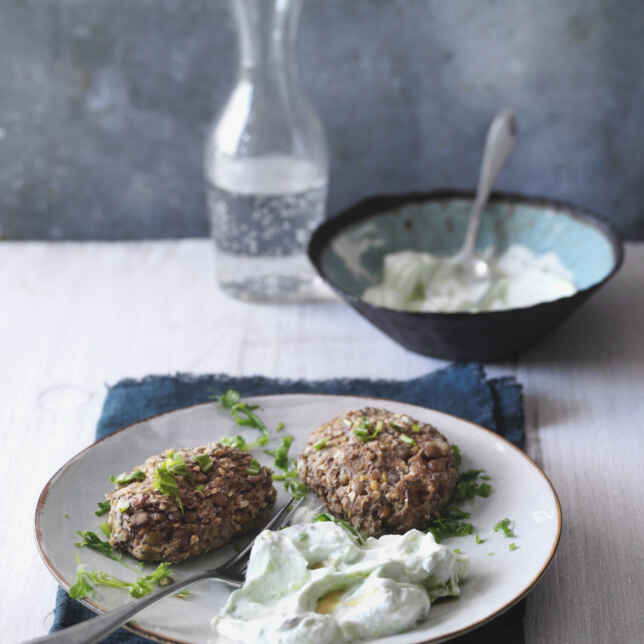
left=35, top=395, right=561, bottom=643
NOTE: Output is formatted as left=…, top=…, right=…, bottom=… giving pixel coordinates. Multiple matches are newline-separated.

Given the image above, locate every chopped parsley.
left=265, top=435, right=294, bottom=470
left=399, top=433, right=416, bottom=446
left=217, top=389, right=240, bottom=408
left=69, top=565, right=96, bottom=599
left=353, top=418, right=384, bottom=442
left=266, top=435, right=308, bottom=499
left=99, top=521, right=111, bottom=538
left=214, top=389, right=271, bottom=448
left=412, top=423, right=420, bottom=433
left=220, top=435, right=248, bottom=450
left=488, top=552, right=495, bottom=556
left=95, top=501, right=110, bottom=516
left=75, top=530, right=121, bottom=560
left=276, top=422, right=285, bottom=432
left=195, top=453, right=213, bottom=473
left=313, top=438, right=329, bottom=450
left=475, top=534, right=485, bottom=544
left=313, top=512, right=365, bottom=545
left=453, top=548, right=464, bottom=554
left=195, top=484, right=205, bottom=492
left=509, top=542, right=518, bottom=551
left=494, top=518, right=515, bottom=538
left=427, top=516, right=474, bottom=542
left=247, top=459, right=261, bottom=475
left=450, top=444, right=462, bottom=466
left=272, top=471, right=307, bottom=499
left=153, top=452, right=190, bottom=513
left=110, top=470, right=145, bottom=486
left=69, top=562, right=177, bottom=600
left=453, top=470, right=492, bottom=502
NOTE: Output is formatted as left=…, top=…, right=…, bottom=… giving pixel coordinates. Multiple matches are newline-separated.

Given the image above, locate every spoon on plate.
left=448, top=109, right=517, bottom=292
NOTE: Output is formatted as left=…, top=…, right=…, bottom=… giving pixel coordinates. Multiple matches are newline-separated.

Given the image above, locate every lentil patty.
left=297, top=407, right=458, bottom=537
left=107, top=444, right=276, bottom=562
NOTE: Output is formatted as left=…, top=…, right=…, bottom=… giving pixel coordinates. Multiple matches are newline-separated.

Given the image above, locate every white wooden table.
left=1, top=240, right=643, bottom=643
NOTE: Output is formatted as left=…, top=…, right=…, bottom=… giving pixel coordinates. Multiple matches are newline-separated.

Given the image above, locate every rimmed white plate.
left=35, top=394, right=561, bottom=643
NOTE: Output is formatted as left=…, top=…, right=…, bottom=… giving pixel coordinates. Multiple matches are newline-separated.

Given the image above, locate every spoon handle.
left=461, top=109, right=517, bottom=259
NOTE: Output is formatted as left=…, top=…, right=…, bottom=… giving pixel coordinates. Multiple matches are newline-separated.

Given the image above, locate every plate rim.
left=34, top=393, right=562, bottom=644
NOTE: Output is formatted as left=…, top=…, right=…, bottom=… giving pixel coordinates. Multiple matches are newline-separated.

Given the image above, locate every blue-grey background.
left=2, top=0, right=643, bottom=240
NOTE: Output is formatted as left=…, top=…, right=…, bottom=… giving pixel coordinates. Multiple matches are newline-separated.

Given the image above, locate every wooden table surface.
left=2, top=240, right=643, bottom=643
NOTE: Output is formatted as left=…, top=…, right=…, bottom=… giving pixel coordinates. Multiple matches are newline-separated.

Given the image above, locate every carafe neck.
left=231, top=0, right=301, bottom=69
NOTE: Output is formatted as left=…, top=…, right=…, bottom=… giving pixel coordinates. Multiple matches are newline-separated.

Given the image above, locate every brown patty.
left=297, top=407, right=458, bottom=537
left=107, top=444, right=276, bottom=562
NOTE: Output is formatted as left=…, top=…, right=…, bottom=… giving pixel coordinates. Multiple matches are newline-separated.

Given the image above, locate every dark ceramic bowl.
left=308, top=190, right=623, bottom=361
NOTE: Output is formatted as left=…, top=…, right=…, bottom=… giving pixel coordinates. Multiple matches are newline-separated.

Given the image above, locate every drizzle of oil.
left=316, top=589, right=345, bottom=614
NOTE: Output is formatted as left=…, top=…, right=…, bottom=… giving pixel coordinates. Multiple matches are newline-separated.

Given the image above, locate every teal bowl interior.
left=321, top=198, right=617, bottom=298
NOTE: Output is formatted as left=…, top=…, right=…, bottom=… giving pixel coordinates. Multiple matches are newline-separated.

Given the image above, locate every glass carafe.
left=205, top=0, right=328, bottom=303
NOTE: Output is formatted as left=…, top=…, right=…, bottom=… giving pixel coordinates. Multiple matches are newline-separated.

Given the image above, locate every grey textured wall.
left=1, top=0, right=643, bottom=240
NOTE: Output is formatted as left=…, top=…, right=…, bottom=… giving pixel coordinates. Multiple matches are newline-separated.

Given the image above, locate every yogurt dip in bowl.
left=308, top=190, right=623, bottom=361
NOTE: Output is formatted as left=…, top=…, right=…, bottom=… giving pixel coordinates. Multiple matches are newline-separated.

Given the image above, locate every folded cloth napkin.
left=51, top=362, right=525, bottom=643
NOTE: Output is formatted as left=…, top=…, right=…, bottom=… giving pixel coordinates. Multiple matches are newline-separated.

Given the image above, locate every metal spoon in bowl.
left=449, top=109, right=517, bottom=292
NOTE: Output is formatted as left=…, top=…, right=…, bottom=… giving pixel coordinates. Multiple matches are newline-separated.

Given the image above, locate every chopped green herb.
left=494, top=518, right=515, bottom=538
left=313, top=512, right=365, bottom=545
left=195, top=453, right=213, bottom=473
left=213, top=390, right=271, bottom=446
left=230, top=403, right=266, bottom=433
left=195, top=484, right=205, bottom=492
left=110, top=470, right=145, bottom=486
left=75, top=530, right=121, bottom=560
left=272, top=470, right=308, bottom=499
left=475, top=534, right=485, bottom=544
left=217, top=389, right=240, bottom=408
left=220, top=435, right=248, bottom=450
left=174, top=589, right=191, bottom=599
left=353, top=417, right=384, bottom=442
left=118, top=504, right=129, bottom=513
left=453, top=548, right=464, bottom=554
left=450, top=444, right=462, bottom=466
left=130, top=562, right=174, bottom=598
left=265, top=435, right=294, bottom=470
left=64, top=513, right=70, bottom=519
left=453, top=470, right=492, bottom=502
left=70, top=562, right=178, bottom=600
left=95, top=501, right=110, bottom=516
left=399, top=433, right=416, bottom=446
left=509, top=542, right=518, bottom=551
left=427, top=517, right=474, bottom=543
left=99, top=521, right=111, bottom=538
left=313, top=438, right=329, bottom=450
left=247, top=458, right=261, bottom=475
left=488, top=552, right=495, bottom=556
left=480, top=474, right=491, bottom=480
left=412, top=423, right=420, bottom=433
left=69, top=565, right=96, bottom=599
left=276, top=422, right=285, bottom=432
left=444, top=506, right=472, bottom=520
left=153, top=453, right=189, bottom=513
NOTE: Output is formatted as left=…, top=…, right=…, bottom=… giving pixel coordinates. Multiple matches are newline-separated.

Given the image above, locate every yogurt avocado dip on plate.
left=212, top=521, right=469, bottom=643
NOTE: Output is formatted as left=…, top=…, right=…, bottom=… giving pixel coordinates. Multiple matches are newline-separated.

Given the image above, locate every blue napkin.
left=51, top=363, right=525, bottom=643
